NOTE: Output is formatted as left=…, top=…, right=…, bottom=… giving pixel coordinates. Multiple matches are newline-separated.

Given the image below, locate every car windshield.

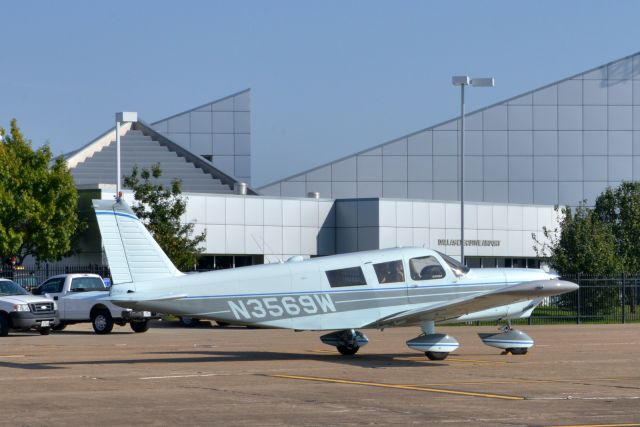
left=0, top=280, right=30, bottom=296
left=436, top=251, right=470, bottom=277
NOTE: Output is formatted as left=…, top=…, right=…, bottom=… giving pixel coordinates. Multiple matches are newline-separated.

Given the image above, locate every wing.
left=374, top=279, right=577, bottom=327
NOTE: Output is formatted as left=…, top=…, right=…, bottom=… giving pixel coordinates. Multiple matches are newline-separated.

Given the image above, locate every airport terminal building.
left=64, top=52, right=640, bottom=269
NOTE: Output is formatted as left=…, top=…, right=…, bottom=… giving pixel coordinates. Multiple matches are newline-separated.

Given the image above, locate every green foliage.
left=0, top=119, right=82, bottom=263
left=593, top=182, right=640, bottom=273
left=535, top=181, right=640, bottom=276
left=124, top=164, right=206, bottom=271
left=536, top=204, right=621, bottom=276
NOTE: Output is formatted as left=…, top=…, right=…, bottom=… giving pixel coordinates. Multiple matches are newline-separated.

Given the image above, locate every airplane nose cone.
left=555, top=279, right=579, bottom=293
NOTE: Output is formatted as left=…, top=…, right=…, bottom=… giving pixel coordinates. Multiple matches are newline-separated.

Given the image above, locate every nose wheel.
left=479, top=321, right=534, bottom=355
left=337, top=345, right=360, bottom=356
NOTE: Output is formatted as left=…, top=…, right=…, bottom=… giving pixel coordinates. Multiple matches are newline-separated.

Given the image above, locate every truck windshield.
left=0, top=280, right=29, bottom=296
left=435, top=251, right=470, bottom=277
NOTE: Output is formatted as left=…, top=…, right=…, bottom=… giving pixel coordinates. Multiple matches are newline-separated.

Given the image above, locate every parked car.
left=32, top=274, right=157, bottom=334
left=0, top=278, right=57, bottom=336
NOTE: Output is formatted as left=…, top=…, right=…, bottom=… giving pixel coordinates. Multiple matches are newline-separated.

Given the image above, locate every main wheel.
left=39, top=327, right=51, bottom=336
left=52, top=323, right=66, bottom=331
left=337, top=345, right=359, bottom=356
left=507, top=347, right=528, bottom=355
left=178, top=316, right=200, bottom=327
left=425, top=351, right=449, bottom=361
left=0, top=314, right=9, bottom=337
left=216, top=321, right=230, bottom=328
left=91, top=309, right=114, bottom=334
left=130, top=320, right=149, bottom=333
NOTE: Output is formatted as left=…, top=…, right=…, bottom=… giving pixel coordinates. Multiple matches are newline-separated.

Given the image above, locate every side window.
left=373, top=260, right=405, bottom=284
left=409, top=256, right=446, bottom=281
left=40, top=278, right=64, bottom=293
left=326, top=266, right=367, bottom=288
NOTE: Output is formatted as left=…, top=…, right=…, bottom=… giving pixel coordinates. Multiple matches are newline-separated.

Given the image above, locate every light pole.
left=115, top=112, right=138, bottom=200
left=451, top=76, right=494, bottom=264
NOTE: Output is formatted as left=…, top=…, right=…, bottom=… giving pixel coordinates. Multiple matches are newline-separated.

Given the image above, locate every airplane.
left=92, top=198, right=578, bottom=360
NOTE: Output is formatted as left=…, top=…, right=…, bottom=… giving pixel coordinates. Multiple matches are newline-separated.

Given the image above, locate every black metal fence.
left=0, top=265, right=112, bottom=292
left=2, top=266, right=639, bottom=324
left=525, top=274, right=640, bottom=325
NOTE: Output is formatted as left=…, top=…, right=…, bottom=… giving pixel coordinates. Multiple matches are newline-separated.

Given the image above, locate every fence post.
left=576, top=273, right=581, bottom=325
left=622, top=273, right=626, bottom=324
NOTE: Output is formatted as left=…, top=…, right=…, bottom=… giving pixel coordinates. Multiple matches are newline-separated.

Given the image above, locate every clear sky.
left=3, top=1, right=640, bottom=186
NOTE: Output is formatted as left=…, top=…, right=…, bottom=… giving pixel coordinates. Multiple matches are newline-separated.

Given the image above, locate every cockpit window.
left=373, top=260, right=405, bottom=284
left=326, top=266, right=367, bottom=288
left=409, top=256, right=446, bottom=281
left=436, top=251, right=470, bottom=277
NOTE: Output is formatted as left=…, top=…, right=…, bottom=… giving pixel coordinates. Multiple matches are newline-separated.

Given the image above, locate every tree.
left=534, top=203, right=621, bottom=315
left=535, top=183, right=640, bottom=316
left=123, top=164, right=206, bottom=271
left=536, top=203, right=621, bottom=276
left=593, top=182, right=640, bottom=274
left=0, top=119, right=82, bottom=264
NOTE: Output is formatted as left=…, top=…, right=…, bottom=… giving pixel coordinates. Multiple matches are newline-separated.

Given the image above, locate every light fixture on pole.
left=451, top=76, right=494, bottom=265
left=115, top=112, right=138, bottom=200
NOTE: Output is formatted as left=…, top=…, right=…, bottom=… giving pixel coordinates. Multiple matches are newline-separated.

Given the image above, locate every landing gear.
left=478, top=321, right=534, bottom=355
left=425, top=351, right=449, bottom=361
left=406, top=321, right=459, bottom=361
left=337, top=345, right=359, bottom=356
left=320, top=329, right=369, bottom=356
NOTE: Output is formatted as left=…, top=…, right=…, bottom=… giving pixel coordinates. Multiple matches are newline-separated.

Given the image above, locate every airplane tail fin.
left=92, top=199, right=183, bottom=288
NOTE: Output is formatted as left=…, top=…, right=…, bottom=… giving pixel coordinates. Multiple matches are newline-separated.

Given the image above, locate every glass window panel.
left=466, top=257, right=481, bottom=268
left=557, top=80, right=582, bottom=105
left=409, top=256, right=446, bottom=281
left=482, top=257, right=497, bottom=268
left=512, top=258, right=527, bottom=268
left=326, top=266, right=367, bottom=288
left=373, top=260, right=406, bottom=284
left=39, top=278, right=65, bottom=294
left=70, top=277, right=105, bottom=292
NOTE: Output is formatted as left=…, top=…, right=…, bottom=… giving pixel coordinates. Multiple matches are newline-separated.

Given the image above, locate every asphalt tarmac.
left=1, top=322, right=639, bottom=426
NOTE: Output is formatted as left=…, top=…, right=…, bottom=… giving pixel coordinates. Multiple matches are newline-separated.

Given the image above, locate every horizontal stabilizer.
left=376, top=279, right=578, bottom=327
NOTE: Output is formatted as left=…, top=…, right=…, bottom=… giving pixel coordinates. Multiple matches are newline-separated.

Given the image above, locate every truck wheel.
left=130, top=320, right=149, bottom=333
left=91, top=309, right=114, bottom=334
left=52, top=323, right=67, bottom=331
left=0, top=314, right=9, bottom=337
left=39, top=327, right=51, bottom=336
left=178, top=316, right=199, bottom=327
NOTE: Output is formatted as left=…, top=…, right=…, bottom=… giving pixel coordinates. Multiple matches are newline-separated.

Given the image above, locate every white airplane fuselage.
left=94, top=199, right=578, bottom=358
left=109, top=247, right=555, bottom=330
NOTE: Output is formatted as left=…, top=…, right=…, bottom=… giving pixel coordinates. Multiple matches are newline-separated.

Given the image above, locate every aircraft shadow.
left=0, top=350, right=446, bottom=371
left=141, top=349, right=447, bottom=368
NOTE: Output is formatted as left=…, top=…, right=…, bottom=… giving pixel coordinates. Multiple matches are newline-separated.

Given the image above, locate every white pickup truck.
left=0, top=278, right=57, bottom=336
left=31, top=273, right=156, bottom=334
